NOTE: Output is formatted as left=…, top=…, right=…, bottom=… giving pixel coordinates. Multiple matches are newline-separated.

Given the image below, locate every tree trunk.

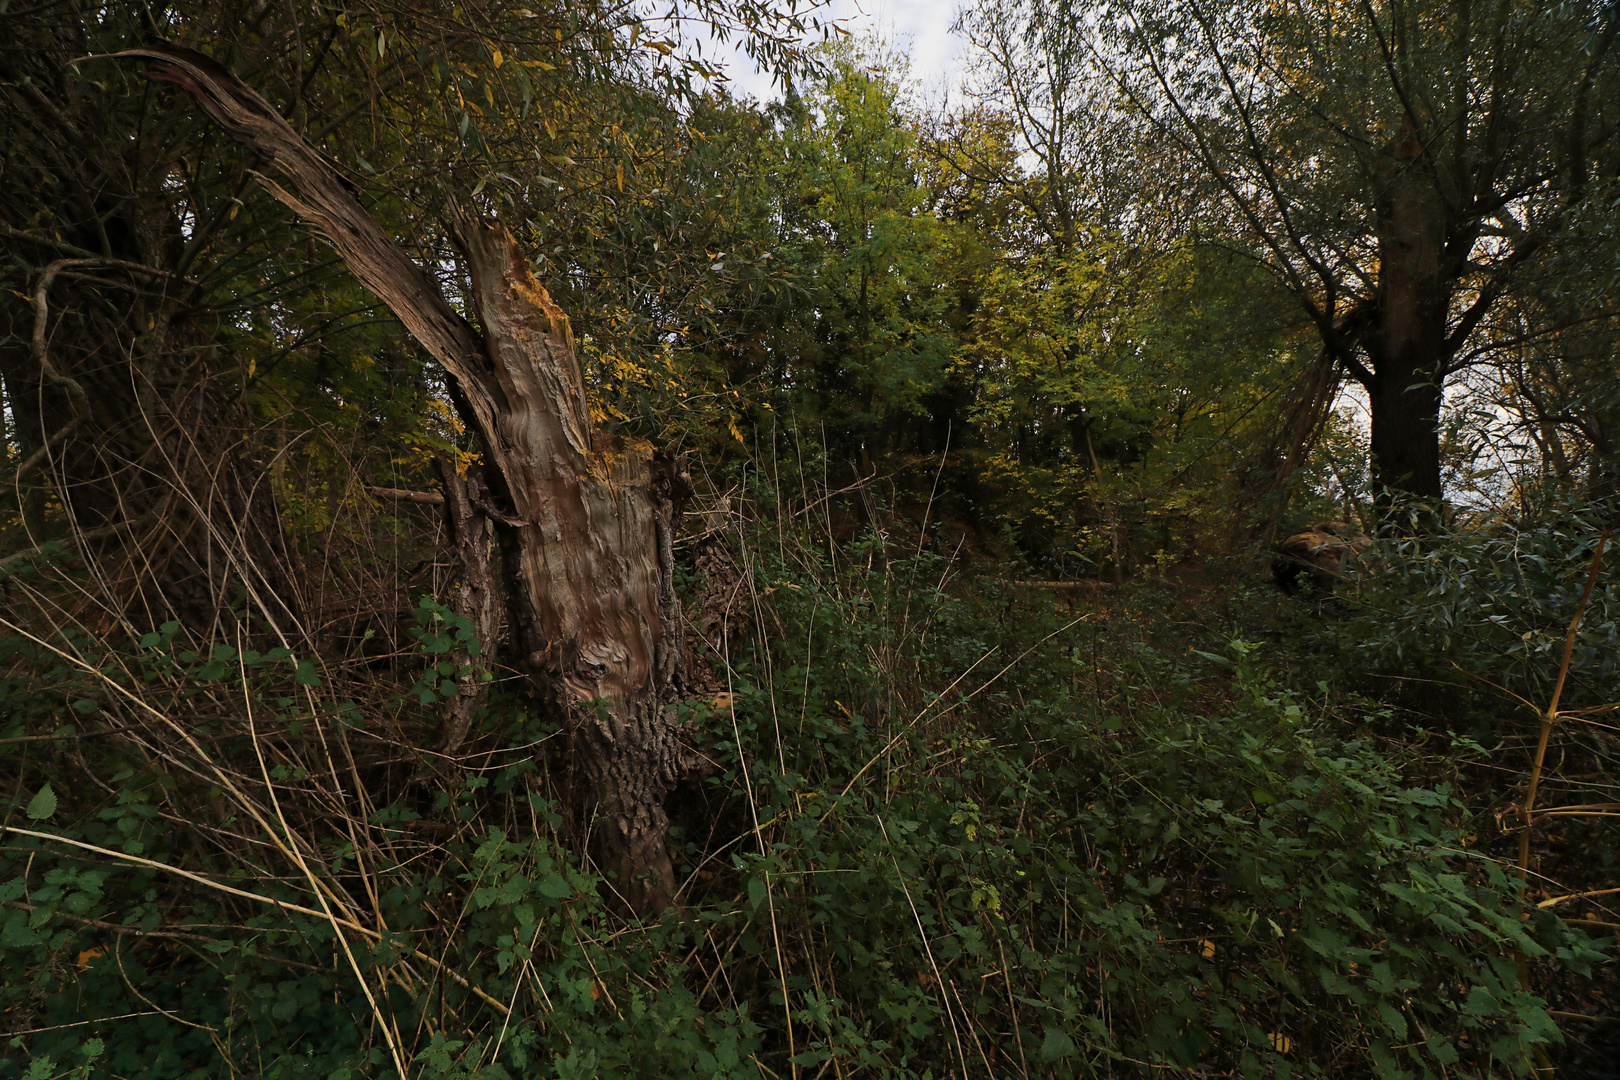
left=125, top=44, right=698, bottom=913
left=1367, top=121, right=1449, bottom=518
left=1366, top=369, right=1444, bottom=501
left=455, top=221, right=694, bottom=912
left=432, top=459, right=501, bottom=760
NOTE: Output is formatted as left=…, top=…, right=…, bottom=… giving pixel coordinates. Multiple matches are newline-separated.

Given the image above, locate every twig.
left=1537, top=885, right=1620, bottom=909
left=32, top=258, right=171, bottom=406
left=14, top=416, right=82, bottom=482
left=367, top=485, right=446, bottom=505
left=3, top=900, right=215, bottom=942
left=0, top=724, right=142, bottom=745
left=1547, top=1011, right=1620, bottom=1025
left=6, top=1012, right=162, bottom=1037
left=1518, top=534, right=1609, bottom=876
left=0, top=516, right=152, bottom=577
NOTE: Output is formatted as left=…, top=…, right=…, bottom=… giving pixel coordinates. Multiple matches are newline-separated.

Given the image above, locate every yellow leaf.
left=491, top=47, right=503, bottom=68
left=77, top=946, right=106, bottom=972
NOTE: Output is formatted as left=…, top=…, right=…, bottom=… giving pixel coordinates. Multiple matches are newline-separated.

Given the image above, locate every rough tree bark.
left=118, top=43, right=698, bottom=913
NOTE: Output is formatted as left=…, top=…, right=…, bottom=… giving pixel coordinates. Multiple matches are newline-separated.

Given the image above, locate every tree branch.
left=107, top=43, right=504, bottom=466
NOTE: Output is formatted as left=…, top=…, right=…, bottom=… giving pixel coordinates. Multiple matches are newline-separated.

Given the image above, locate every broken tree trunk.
left=120, top=43, right=697, bottom=913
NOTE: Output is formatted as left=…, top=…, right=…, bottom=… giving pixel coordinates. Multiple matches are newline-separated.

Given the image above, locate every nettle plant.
left=405, top=597, right=492, bottom=707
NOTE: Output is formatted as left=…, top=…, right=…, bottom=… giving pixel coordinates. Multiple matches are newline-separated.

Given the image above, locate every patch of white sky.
left=686, top=0, right=974, bottom=105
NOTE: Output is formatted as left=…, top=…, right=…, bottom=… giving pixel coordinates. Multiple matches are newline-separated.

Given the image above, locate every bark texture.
left=121, top=43, right=697, bottom=913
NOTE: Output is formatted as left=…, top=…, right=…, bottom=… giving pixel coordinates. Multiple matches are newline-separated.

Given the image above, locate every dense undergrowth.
left=3, top=488, right=1615, bottom=1080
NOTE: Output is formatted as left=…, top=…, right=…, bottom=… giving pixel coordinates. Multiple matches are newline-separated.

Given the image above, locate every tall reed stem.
left=1518, top=534, right=1609, bottom=897
left=1515, top=532, right=1608, bottom=1077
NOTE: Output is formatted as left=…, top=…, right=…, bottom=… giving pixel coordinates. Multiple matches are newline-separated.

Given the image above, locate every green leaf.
left=25, top=784, right=56, bottom=820
left=1039, top=1028, right=1076, bottom=1061
left=1375, top=1001, right=1407, bottom=1037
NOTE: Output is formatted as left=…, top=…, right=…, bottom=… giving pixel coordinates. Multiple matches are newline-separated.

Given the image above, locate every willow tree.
left=111, top=42, right=712, bottom=913
left=1095, top=0, right=1620, bottom=516
left=2, top=0, right=825, bottom=915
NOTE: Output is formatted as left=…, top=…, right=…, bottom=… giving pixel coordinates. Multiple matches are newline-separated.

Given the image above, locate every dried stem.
left=1518, top=532, right=1610, bottom=891
left=1513, top=530, right=1608, bottom=1077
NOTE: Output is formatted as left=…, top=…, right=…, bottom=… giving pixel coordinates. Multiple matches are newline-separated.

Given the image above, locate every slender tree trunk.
left=433, top=459, right=501, bottom=760
left=126, top=44, right=698, bottom=913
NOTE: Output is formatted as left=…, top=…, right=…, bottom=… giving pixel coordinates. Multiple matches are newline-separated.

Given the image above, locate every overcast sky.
left=698, top=0, right=973, bottom=103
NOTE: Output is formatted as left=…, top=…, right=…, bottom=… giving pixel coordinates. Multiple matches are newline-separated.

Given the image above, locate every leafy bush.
left=1332, top=506, right=1617, bottom=715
